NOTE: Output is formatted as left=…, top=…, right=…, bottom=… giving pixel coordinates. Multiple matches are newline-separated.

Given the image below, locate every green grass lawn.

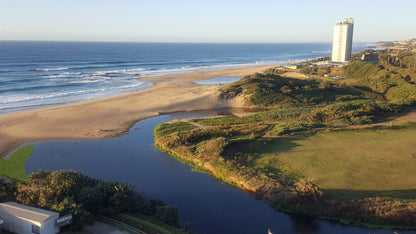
left=256, top=126, right=416, bottom=198
left=0, top=144, right=34, bottom=181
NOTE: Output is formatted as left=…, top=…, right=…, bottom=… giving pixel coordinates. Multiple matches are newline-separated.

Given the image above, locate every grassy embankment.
left=0, top=144, right=33, bottom=181
left=154, top=53, right=416, bottom=228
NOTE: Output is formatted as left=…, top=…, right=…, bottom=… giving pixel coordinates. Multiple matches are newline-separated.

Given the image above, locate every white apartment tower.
left=331, top=18, right=354, bottom=63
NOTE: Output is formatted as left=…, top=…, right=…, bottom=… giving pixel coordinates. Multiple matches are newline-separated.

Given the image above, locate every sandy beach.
left=0, top=64, right=275, bottom=158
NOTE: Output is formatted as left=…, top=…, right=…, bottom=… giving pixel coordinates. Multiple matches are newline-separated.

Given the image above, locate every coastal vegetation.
left=220, top=72, right=363, bottom=107
left=154, top=50, right=416, bottom=228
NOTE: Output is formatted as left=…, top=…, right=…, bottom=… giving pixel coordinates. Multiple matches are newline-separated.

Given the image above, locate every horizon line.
left=0, top=39, right=374, bottom=44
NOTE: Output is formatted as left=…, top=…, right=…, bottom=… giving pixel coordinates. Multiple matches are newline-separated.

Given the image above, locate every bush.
left=307, top=100, right=381, bottom=125
left=0, top=179, right=16, bottom=202
left=155, top=205, right=179, bottom=227
left=385, top=79, right=416, bottom=100
left=195, top=137, right=229, bottom=158
left=270, top=122, right=322, bottom=136
left=252, top=108, right=314, bottom=122
left=294, top=178, right=322, bottom=198
left=154, top=122, right=195, bottom=138
left=191, top=116, right=254, bottom=126
left=343, top=61, right=383, bottom=79
left=300, top=66, right=317, bottom=74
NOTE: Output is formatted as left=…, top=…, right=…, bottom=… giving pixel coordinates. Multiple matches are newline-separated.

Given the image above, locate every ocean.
left=0, top=41, right=367, bottom=114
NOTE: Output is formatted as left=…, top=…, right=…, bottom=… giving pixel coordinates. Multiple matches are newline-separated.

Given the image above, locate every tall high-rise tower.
left=331, top=18, right=354, bottom=63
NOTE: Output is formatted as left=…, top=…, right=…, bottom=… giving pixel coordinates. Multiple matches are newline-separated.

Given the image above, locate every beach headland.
left=0, top=64, right=275, bottom=158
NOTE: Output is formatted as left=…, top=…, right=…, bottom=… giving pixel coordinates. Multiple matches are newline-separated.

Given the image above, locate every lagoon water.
left=24, top=113, right=411, bottom=234
left=0, top=41, right=368, bottom=114
left=194, top=76, right=243, bottom=85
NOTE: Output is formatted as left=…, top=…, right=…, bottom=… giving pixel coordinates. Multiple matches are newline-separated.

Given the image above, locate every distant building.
left=361, top=52, right=379, bottom=64
left=332, top=18, right=354, bottom=63
left=285, top=64, right=301, bottom=69
left=386, top=47, right=410, bottom=54
left=0, top=202, right=71, bottom=234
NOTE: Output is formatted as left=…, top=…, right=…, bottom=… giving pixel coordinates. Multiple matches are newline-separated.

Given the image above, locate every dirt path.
left=169, top=117, right=217, bottom=129
left=350, top=108, right=416, bottom=128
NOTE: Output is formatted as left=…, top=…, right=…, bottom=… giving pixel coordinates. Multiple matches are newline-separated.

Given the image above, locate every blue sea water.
left=0, top=41, right=367, bottom=114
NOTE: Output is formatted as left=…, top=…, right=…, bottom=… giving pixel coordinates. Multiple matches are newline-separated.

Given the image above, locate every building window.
left=32, top=224, right=40, bottom=234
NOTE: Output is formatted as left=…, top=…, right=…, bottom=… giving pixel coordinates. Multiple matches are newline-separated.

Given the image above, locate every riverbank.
left=0, top=64, right=275, bottom=158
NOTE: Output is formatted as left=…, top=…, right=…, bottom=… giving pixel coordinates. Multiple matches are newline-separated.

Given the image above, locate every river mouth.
left=194, top=76, right=243, bottom=85
left=23, top=112, right=411, bottom=234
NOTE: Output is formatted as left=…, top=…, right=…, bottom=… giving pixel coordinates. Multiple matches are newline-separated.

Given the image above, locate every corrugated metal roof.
left=0, top=202, right=58, bottom=226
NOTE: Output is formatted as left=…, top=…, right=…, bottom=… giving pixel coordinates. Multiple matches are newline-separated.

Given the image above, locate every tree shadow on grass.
left=262, top=136, right=303, bottom=154
left=221, top=137, right=301, bottom=159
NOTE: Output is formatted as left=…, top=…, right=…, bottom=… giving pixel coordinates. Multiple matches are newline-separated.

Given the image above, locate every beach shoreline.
left=0, top=64, right=276, bottom=158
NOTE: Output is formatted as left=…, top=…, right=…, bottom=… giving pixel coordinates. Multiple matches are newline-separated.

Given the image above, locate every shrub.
left=300, top=66, right=317, bottom=74
left=154, top=122, right=195, bottom=138
left=195, top=137, right=229, bottom=158
left=307, top=100, right=381, bottom=125
left=155, top=205, right=179, bottom=227
left=191, top=116, right=254, bottom=126
left=294, top=178, right=323, bottom=198
left=269, top=122, right=322, bottom=136
left=343, top=61, right=383, bottom=79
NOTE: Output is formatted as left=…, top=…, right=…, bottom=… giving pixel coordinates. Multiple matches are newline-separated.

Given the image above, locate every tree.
left=317, top=67, right=330, bottom=75
left=293, top=178, right=322, bottom=201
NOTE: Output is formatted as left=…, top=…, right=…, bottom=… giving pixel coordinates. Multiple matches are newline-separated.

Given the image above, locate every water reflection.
left=194, top=76, right=242, bottom=85
left=289, top=214, right=319, bottom=233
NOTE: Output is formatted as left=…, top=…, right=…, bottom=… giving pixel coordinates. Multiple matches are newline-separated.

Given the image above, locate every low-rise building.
left=361, top=52, right=379, bottom=64
left=0, top=202, right=67, bottom=234
left=285, top=64, right=301, bottom=69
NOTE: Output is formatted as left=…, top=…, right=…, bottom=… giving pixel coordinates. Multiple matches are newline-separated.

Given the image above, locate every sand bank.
left=0, top=64, right=275, bottom=158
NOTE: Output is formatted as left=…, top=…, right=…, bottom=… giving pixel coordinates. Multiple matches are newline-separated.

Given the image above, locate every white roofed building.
left=0, top=202, right=62, bottom=234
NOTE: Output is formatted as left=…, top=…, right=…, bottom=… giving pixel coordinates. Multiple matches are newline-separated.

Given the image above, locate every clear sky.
left=1, top=0, right=415, bottom=43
